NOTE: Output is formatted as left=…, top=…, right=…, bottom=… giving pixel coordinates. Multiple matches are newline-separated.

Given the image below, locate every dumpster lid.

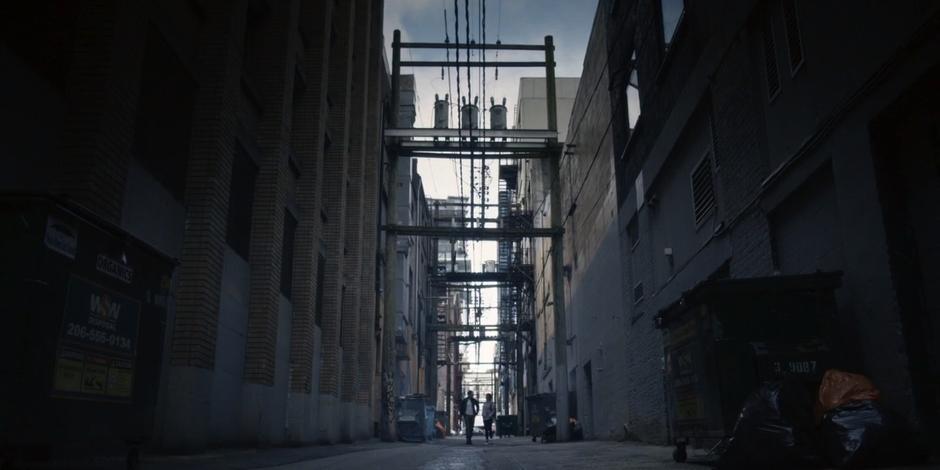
left=1, top=193, right=179, bottom=266
left=655, top=271, right=842, bottom=329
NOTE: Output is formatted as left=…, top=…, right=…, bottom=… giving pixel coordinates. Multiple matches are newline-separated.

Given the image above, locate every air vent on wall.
left=691, top=154, right=716, bottom=225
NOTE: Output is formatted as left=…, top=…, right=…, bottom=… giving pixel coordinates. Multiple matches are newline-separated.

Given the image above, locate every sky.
left=383, top=0, right=598, bottom=388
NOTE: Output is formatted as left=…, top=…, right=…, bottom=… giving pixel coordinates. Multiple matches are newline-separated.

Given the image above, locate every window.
left=633, top=281, right=645, bottom=304
left=691, top=154, right=716, bottom=225
left=660, top=0, right=685, bottom=50
left=280, top=209, right=298, bottom=298
left=314, top=253, right=326, bottom=327
left=627, top=216, right=639, bottom=250
left=226, top=143, right=259, bottom=259
left=625, top=51, right=641, bottom=131
left=763, top=15, right=781, bottom=100
left=782, top=0, right=804, bottom=73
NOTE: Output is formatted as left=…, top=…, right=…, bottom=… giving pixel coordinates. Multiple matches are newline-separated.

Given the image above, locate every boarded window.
left=280, top=209, right=298, bottom=298
left=633, top=282, right=644, bottom=304
left=226, top=143, right=258, bottom=259
left=691, top=154, right=716, bottom=225
left=763, top=16, right=780, bottom=99
left=314, top=253, right=326, bottom=327
left=133, top=27, right=196, bottom=202
left=627, top=215, right=639, bottom=249
left=782, top=0, right=804, bottom=72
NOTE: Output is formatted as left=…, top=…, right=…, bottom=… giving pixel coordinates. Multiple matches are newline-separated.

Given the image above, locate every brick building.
left=1, top=0, right=391, bottom=450
left=568, top=0, right=940, bottom=445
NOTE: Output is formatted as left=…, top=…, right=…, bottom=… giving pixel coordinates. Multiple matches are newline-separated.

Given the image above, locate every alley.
left=3, top=0, right=940, bottom=468
left=277, top=438, right=686, bottom=470
left=264, top=438, right=688, bottom=470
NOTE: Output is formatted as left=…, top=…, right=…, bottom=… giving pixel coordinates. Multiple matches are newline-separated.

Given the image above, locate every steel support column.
left=546, top=35, right=570, bottom=442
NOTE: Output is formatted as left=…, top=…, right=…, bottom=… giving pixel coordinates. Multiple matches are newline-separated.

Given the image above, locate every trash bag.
left=816, top=370, right=880, bottom=422
left=819, top=400, right=926, bottom=468
left=718, top=380, right=822, bottom=469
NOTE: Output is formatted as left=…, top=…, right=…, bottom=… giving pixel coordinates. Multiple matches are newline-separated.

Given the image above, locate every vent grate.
left=783, top=0, right=803, bottom=72
left=691, top=155, right=716, bottom=225
left=763, top=18, right=780, bottom=99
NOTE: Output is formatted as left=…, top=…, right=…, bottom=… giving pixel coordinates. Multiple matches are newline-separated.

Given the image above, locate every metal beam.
left=385, top=128, right=557, bottom=139
left=429, top=324, right=515, bottom=332
left=399, top=42, right=545, bottom=51
left=432, top=217, right=500, bottom=223
left=449, top=336, right=502, bottom=342
left=431, top=202, right=504, bottom=208
left=397, top=140, right=560, bottom=154
left=382, top=224, right=560, bottom=239
left=430, top=271, right=531, bottom=284
left=400, top=60, right=551, bottom=68
left=440, top=283, right=524, bottom=289
left=408, top=150, right=553, bottom=160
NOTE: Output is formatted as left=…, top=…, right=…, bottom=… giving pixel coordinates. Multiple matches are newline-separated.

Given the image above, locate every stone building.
left=1, top=0, right=390, bottom=449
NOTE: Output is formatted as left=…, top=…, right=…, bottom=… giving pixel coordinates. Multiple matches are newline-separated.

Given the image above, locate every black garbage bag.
left=819, top=400, right=926, bottom=468
left=718, top=380, right=822, bottom=469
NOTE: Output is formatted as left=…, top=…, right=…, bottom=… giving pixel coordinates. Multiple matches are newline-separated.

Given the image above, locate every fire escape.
left=380, top=29, right=572, bottom=441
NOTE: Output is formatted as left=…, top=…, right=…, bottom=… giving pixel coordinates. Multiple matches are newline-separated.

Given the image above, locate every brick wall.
left=289, top=0, right=333, bottom=395
left=357, top=0, right=385, bottom=408
left=339, top=0, right=374, bottom=404
left=53, top=0, right=147, bottom=223
left=317, top=0, right=357, bottom=397
left=171, top=0, right=247, bottom=370
left=243, top=0, right=300, bottom=386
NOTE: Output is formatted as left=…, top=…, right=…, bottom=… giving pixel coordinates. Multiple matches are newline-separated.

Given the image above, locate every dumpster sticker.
left=53, top=347, right=135, bottom=401
left=95, top=254, right=134, bottom=284
left=44, top=217, right=78, bottom=259
left=53, top=348, right=84, bottom=393
left=60, top=276, right=140, bottom=356
left=81, top=355, right=109, bottom=394
left=52, top=277, right=140, bottom=402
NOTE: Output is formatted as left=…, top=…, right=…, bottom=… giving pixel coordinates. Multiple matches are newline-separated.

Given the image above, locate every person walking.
left=460, top=391, right=479, bottom=445
left=482, top=393, right=496, bottom=442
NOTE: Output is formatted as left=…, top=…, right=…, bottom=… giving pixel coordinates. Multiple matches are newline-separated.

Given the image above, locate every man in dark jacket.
left=460, top=391, right=479, bottom=444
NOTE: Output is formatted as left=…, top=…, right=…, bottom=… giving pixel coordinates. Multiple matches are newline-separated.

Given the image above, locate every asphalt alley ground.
left=263, top=436, right=691, bottom=470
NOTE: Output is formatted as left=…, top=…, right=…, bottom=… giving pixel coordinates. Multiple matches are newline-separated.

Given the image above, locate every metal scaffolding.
left=381, top=30, right=569, bottom=442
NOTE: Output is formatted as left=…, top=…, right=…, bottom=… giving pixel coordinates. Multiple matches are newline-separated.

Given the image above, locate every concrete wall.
left=596, top=0, right=940, bottom=445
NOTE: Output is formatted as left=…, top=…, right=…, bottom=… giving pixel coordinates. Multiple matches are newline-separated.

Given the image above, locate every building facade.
left=1, top=0, right=390, bottom=449
left=512, top=78, right=580, bottom=407
left=591, top=0, right=939, bottom=444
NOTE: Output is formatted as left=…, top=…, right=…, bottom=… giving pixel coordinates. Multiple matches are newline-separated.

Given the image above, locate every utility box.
left=655, top=272, right=842, bottom=459
left=0, top=196, right=175, bottom=468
